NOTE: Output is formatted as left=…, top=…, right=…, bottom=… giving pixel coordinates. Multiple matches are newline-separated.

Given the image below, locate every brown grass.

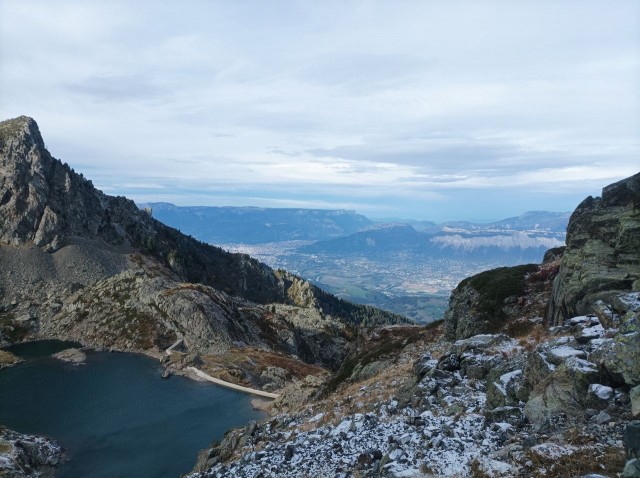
left=199, top=347, right=329, bottom=389
left=468, top=459, right=493, bottom=478
left=523, top=446, right=625, bottom=478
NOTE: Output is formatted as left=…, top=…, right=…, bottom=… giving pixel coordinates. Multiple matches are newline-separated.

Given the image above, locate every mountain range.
left=139, top=202, right=373, bottom=244
left=300, top=223, right=565, bottom=263
left=143, top=203, right=569, bottom=266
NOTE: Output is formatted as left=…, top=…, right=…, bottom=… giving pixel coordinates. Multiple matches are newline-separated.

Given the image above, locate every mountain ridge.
left=0, top=115, right=406, bottom=390
left=140, top=202, right=373, bottom=244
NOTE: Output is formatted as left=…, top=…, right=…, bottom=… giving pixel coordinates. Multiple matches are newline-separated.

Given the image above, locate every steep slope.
left=0, top=116, right=406, bottom=380
left=140, top=202, right=373, bottom=244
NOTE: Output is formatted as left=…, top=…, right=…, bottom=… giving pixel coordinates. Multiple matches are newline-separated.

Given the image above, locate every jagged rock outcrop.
left=444, top=258, right=560, bottom=340
left=546, top=172, right=640, bottom=325
left=0, top=426, right=63, bottom=478
left=0, top=115, right=406, bottom=386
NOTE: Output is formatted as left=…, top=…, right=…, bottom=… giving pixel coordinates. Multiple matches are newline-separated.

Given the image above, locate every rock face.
left=546, top=172, right=640, bottom=325
left=0, top=426, right=63, bottom=478
left=444, top=260, right=559, bottom=340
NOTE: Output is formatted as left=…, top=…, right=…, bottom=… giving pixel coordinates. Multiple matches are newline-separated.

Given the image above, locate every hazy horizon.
left=140, top=200, right=573, bottom=225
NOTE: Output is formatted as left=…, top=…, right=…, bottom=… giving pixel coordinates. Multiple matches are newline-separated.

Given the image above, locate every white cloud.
left=0, top=0, right=638, bottom=221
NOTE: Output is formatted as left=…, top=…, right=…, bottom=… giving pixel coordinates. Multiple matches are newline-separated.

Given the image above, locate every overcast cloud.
left=1, top=0, right=638, bottom=221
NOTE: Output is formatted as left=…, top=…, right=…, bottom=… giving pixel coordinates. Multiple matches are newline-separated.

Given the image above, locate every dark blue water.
left=0, top=341, right=263, bottom=478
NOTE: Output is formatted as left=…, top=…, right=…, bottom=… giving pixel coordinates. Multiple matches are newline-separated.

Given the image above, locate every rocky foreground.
left=187, top=295, right=638, bottom=477
left=0, top=427, right=63, bottom=478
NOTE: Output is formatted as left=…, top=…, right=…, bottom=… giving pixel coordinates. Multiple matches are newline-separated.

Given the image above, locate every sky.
left=1, top=1, right=639, bottom=222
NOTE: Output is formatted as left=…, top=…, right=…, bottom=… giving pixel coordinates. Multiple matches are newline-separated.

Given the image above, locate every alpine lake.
left=0, top=340, right=264, bottom=477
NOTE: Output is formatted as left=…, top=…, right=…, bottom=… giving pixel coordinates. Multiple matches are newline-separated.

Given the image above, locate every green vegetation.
left=0, top=116, right=28, bottom=144
left=459, top=264, right=538, bottom=331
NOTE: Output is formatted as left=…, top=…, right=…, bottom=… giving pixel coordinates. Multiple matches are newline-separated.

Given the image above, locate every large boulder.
left=587, top=303, right=640, bottom=388
left=525, top=356, right=601, bottom=428
left=546, top=172, right=640, bottom=326
left=444, top=264, right=543, bottom=340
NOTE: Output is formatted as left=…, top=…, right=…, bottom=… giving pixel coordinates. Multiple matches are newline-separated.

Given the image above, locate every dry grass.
left=563, top=426, right=598, bottom=446
left=518, top=324, right=557, bottom=352
left=468, top=459, right=493, bottom=478
left=199, top=347, right=329, bottom=389
left=523, top=445, right=626, bottom=478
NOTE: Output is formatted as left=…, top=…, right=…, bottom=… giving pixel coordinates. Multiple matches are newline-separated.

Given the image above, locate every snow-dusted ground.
left=188, top=362, right=518, bottom=477
left=188, top=301, right=635, bottom=478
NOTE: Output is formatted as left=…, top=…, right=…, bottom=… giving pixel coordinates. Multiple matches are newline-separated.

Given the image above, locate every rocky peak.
left=0, top=115, right=45, bottom=151
left=0, top=116, right=121, bottom=252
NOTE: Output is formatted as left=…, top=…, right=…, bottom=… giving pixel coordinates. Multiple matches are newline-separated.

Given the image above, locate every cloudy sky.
left=1, top=1, right=638, bottom=221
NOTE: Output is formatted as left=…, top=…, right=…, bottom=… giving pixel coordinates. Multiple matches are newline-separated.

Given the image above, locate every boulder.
left=525, top=356, right=600, bottom=427
left=524, top=336, right=584, bottom=388
left=486, top=369, right=531, bottom=409
left=622, top=459, right=640, bottom=478
left=450, top=334, right=513, bottom=356
left=586, top=384, right=615, bottom=409
left=601, top=327, right=640, bottom=387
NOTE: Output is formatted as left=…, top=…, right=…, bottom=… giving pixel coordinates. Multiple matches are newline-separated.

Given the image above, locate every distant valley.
left=145, top=204, right=568, bottom=323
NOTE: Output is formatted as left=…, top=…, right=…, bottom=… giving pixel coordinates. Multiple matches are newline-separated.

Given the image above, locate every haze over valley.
left=146, top=203, right=568, bottom=322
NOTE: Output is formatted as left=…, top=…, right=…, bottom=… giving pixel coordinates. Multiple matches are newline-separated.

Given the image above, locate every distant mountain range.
left=441, top=210, right=571, bottom=232
left=300, top=210, right=568, bottom=263
left=142, top=203, right=568, bottom=264
left=140, top=203, right=373, bottom=244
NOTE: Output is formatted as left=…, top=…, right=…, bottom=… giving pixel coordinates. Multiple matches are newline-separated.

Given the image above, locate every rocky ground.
left=0, top=427, right=63, bottom=478
left=51, top=348, right=86, bottom=364
left=188, top=294, right=639, bottom=477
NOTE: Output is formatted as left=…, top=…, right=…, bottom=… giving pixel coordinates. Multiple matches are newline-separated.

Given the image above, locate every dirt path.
left=186, top=366, right=280, bottom=399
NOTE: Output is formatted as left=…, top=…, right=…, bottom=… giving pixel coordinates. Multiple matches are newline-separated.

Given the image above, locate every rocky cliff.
left=546, top=172, right=640, bottom=325
left=0, top=427, right=62, bottom=478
